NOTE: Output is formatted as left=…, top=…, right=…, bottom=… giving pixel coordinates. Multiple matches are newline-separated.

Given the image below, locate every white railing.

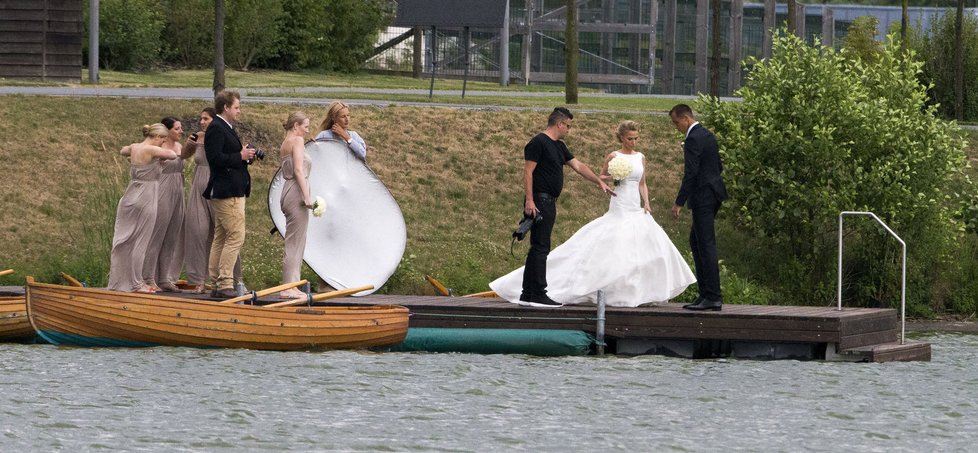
left=837, top=212, right=906, bottom=345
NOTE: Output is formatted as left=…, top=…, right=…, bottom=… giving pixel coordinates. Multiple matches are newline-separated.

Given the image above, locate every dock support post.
left=596, top=289, right=606, bottom=355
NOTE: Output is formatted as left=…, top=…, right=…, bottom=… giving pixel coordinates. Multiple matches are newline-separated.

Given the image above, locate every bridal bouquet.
left=607, top=155, right=632, bottom=186
left=312, top=196, right=326, bottom=217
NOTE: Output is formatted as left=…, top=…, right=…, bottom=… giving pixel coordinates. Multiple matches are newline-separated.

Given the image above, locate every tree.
left=225, top=0, right=283, bottom=70
left=96, top=0, right=164, bottom=70
left=213, top=0, right=225, bottom=94
left=564, top=0, right=578, bottom=104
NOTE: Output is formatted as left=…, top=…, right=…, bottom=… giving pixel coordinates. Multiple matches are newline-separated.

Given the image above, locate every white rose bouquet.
left=312, top=196, right=326, bottom=217
left=607, top=155, right=632, bottom=186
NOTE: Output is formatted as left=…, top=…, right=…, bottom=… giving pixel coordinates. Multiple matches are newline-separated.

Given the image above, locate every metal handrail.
left=837, top=211, right=906, bottom=345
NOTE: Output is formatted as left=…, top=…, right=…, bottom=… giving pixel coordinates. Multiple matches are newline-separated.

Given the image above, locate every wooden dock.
left=330, top=295, right=931, bottom=362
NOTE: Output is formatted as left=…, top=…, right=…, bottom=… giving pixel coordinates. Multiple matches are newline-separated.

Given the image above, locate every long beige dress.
left=280, top=154, right=312, bottom=284
left=183, top=143, right=240, bottom=286
left=108, top=163, right=161, bottom=292
left=143, top=156, right=184, bottom=286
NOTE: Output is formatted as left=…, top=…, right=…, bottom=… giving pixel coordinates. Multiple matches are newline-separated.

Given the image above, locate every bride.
left=490, top=120, right=696, bottom=307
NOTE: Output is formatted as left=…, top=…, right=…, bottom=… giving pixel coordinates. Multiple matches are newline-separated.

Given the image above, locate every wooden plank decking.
left=328, top=295, right=930, bottom=362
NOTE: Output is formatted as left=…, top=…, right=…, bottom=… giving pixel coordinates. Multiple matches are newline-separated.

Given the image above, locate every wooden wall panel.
left=0, top=0, right=82, bottom=82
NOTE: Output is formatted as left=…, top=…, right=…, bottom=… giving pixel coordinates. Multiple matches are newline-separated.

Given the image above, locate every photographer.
left=203, top=89, right=255, bottom=298
left=509, top=107, right=615, bottom=308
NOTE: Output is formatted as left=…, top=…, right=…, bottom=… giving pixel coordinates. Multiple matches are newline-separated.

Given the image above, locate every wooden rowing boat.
left=0, top=269, right=32, bottom=342
left=25, top=277, right=409, bottom=350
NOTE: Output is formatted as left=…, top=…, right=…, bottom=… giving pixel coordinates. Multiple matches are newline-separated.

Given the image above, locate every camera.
left=246, top=144, right=265, bottom=164
left=189, top=132, right=199, bottom=142
left=512, top=213, right=543, bottom=241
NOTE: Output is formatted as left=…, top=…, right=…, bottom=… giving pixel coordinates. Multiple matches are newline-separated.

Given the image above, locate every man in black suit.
left=670, top=104, right=728, bottom=311
left=203, top=89, right=256, bottom=298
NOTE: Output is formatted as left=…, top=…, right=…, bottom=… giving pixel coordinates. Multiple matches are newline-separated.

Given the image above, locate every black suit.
left=203, top=115, right=250, bottom=199
left=675, top=123, right=727, bottom=302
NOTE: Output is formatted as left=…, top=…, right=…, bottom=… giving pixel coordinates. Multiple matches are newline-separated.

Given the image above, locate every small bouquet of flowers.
left=312, top=196, right=327, bottom=217
left=607, top=155, right=632, bottom=186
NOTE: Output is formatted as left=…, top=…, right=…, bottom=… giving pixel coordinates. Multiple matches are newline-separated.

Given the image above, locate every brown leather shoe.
left=214, top=288, right=238, bottom=299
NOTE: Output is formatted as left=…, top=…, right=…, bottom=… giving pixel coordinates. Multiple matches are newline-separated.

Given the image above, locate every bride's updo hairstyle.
left=615, top=120, right=640, bottom=142
left=142, top=123, right=168, bottom=138
left=283, top=111, right=308, bottom=131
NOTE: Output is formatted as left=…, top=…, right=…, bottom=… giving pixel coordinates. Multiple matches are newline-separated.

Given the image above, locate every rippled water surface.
left=1, top=332, right=976, bottom=451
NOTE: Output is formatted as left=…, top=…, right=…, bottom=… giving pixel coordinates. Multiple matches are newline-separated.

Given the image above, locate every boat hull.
left=0, top=296, right=33, bottom=342
left=25, top=281, right=409, bottom=350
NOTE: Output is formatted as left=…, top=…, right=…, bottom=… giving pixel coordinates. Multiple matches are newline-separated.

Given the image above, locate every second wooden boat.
left=25, top=278, right=409, bottom=350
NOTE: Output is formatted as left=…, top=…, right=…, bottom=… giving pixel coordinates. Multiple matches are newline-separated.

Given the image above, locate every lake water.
left=1, top=332, right=975, bottom=451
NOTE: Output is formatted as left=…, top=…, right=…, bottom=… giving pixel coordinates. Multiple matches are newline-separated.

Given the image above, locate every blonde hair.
left=142, top=123, right=168, bottom=138
left=283, top=111, right=308, bottom=131
left=615, top=120, right=640, bottom=141
left=319, top=101, right=350, bottom=131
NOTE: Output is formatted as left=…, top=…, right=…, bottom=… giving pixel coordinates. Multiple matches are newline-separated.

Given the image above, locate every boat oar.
left=463, top=290, right=498, bottom=298
left=424, top=275, right=452, bottom=296
left=264, top=285, right=373, bottom=309
left=0, top=269, right=13, bottom=278
left=216, top=279, right=308, bottom=305
left=60, top=273, right=85, bottom=287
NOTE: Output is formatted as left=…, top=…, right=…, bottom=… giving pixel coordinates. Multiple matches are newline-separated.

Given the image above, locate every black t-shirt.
left=524, top=133, right=574, bottom=197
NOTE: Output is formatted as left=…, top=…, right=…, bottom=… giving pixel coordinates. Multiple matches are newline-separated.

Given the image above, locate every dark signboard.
left=394, top=0, right=508, bottom=28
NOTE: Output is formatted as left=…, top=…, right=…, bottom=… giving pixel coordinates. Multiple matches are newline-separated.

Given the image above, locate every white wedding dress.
left=489, top=151, right=696, bottom=307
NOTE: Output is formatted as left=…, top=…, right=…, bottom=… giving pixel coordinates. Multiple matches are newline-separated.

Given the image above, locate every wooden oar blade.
left=264, top=285, right=374, bottom=309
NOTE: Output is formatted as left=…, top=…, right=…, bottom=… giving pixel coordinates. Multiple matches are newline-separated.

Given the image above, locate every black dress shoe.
left=213, top=288, right=239, bottom=299
left=682, top=297, right=704, bottom=309
left=518, top=294, right=563, bottom=308
left=684, top=298, right=722, bottom=311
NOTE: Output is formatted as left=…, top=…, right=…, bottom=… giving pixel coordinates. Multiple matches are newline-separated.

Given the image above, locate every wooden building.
left=0, top=0, right=83, bottom=83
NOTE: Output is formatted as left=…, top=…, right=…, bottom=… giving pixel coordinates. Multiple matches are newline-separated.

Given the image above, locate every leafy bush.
left=159, top=0, right=215, bottom=68
left=225, top=0, right=284, bottom=70
left=95, top=0, right=165, bottom=70
left=913, top=11, right=978, bottom=121
left=272, top=0, right=393, bottom=71
left=699, top=31, right=971, bottom=313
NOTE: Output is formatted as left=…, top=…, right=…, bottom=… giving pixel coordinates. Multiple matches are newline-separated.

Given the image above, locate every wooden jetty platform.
left=331, top=295, right=931, bottom=362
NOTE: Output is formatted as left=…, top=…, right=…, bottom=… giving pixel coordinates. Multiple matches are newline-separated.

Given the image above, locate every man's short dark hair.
left=669, top=104, right=694, bottom=119
left=214, top=89, right=241, bottom=114
left=547, top=107, right=573, bottom=127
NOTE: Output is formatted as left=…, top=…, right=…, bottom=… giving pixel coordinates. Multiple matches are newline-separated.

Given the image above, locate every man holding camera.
left=203, top=89, right=255, bottom=298
left=519, top=107, right=615, bottom=307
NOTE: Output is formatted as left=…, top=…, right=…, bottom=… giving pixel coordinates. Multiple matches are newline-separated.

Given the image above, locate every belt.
left=533, top=192, right=557, bottom=202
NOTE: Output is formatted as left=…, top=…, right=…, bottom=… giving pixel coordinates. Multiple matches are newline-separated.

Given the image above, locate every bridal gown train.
left=489, top=151, right=696, bottom=307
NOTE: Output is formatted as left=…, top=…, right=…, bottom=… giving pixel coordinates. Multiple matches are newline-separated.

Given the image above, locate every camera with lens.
left=512, top=213, right=543, bottom=241
left=246, top=144, right=265, bottom=164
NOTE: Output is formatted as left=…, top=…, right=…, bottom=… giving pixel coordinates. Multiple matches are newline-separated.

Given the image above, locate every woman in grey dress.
left=108, top=124, right=179, bottom=292
left=181, top=108, right=241, bottom=294
left=278, top=111, right=314, bottom=299
left=142, top=117, right=186, bottom=292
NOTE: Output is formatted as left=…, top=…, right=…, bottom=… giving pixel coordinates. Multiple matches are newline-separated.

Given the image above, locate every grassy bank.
left=1, top=95, right=975, bottom=312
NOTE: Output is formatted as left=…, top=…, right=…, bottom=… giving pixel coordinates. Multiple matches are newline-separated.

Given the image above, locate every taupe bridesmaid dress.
left=183, top=143, right=240, bottom=287
left=280, top=153, right=312, bottom=284
left=108, top=163, right=161, bottom=292
left=142, top=156, right=184, bottom=287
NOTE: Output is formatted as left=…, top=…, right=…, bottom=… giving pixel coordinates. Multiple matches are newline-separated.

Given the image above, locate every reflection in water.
left=0, top=332, right=975, bottom=451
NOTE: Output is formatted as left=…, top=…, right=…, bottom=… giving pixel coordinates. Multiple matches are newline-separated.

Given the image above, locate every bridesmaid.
left=278, top=111, right=313, bottom=299
left=181, top=108, right=241, bottom=294
left=143, top=117, right=186, bottom=292
left=314, top=101, right=367, bottom=160
left=108, top=124, right=178, bottom=293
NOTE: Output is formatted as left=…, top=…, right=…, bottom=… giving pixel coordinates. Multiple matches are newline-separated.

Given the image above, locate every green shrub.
left=95, top=0, right=165, bottom=70
left=914, top=11, right=978, bottom=121
left=225, top=0, right=284, bottom=70
left=700, top=31, right=971, bottom=313
left=159, top=0, right=215, bottom=68
left=272, top=0, right=393, bottom=71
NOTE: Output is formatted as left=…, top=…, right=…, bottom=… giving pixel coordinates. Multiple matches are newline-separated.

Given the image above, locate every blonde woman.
left=490, top=120, right=695, bottom=307
left=143, top=116, right=186, bottom=292
left=109, top=124, right=179, bottom=293
left=314, top=101, right=367, bottom=160
left=278, top=111, right=314, bottom=299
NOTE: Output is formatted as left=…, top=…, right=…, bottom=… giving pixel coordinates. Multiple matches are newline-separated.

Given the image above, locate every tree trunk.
left=787, top=0, right=796, bottom=35
left=565, top=0, right=578, bottom=104
left=955, top=0, right=964, bottom=120
left=213, top=0, right=226, bottom=95
left=900, top=0, right=908, bottom=57
left=710, top=0, right=721, bottom=96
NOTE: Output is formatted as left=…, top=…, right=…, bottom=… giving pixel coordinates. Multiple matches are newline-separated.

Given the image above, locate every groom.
left=670, top=104, right=728, bottom=311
